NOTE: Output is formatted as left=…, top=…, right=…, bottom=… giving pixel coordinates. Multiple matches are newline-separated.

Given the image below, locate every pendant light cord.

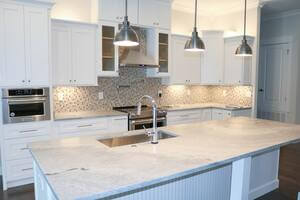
left=125, top=0, right=128, bottom=18
left=194, top=0, right=198, bottom=29
left=243, top=0, right=247, bottom=38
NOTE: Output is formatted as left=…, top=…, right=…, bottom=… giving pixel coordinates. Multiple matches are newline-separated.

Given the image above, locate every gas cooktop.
left=113, top=106, right=167, bottom=120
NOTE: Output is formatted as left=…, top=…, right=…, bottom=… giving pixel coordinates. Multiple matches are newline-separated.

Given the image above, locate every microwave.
left=2, top=88, right=51, bottom=124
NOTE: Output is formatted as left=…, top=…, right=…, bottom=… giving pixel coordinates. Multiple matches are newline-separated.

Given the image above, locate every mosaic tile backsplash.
left=53, top=68, right=253, bottom=113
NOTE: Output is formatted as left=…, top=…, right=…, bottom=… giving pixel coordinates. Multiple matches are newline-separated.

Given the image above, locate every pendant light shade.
left=236, top=0, right=252, bottom=57
left=114, top=0, right=139, bottom=47
left=185, top=28, right=205, bottom=52
left=185, top=0, right=205, bottom=52
left=235, top=37, right=252, bottom=56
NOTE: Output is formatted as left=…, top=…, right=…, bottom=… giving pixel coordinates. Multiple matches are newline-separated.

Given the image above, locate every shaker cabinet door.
left=24, top=6, right=50, bottom=86
left=71, top=26, right=97, bottom=86
left=99, top=0, right=138, bottom=24
left=52, top=24, right=73, bottom=85
left=0, top=3, right=26, bottom=87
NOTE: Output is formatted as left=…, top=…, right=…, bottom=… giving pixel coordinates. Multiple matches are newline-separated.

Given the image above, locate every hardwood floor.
left=279, top=143, right=300, bottom=200
left=0, top=180, right=34, bottom=200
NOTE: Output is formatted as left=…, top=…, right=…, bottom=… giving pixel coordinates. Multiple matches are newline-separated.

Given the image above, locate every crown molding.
left=262, top=9, right=300, bottom=22
left=172, top=0, right=260, bottom=17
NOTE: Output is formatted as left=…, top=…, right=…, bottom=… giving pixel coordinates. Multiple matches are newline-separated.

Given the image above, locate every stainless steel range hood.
left=119, top=26, right=159, bottom=68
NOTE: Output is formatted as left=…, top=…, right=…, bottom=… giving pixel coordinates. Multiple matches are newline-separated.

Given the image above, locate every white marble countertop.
left=29, top=117, right=300, bottom=200
left=54, top=111, right=128, bottom=121
left=161, top=103, right=251, bottom=112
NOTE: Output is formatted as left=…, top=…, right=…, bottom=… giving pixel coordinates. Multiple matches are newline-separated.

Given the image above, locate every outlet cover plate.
left=98, top=92, right=104, bottom=100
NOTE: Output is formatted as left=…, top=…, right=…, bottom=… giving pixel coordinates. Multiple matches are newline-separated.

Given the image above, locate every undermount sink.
left=98, top=131, right=176, bottom=148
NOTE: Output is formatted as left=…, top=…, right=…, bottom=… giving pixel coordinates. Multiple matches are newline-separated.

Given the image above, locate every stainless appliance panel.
left=2, top=88, right=51, bottom=124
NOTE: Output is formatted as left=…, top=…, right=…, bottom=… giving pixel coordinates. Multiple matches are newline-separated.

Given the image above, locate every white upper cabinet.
left=0, top=3, right=26, bottom=87
left=71, top=26, right=97, bottom=85
left=0, top=3, right=50, bottom=87
left=52, top=25, right=72, bottom=85
left=138, top=0, right=171, bottom=29
left=201, top=31, right=224, bottom=85
left=99, top=0, right=138, bottom=24
left=224, top=36, right=254, bottom=85
left=52, top=20, right=97, bottom=86
left=168, top=35, right=201, bottom=85
left=24, top=6, right=50, bottom=86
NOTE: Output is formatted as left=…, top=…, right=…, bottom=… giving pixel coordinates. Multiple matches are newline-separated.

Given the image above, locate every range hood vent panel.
left=119, top=26, right=159, bottom=68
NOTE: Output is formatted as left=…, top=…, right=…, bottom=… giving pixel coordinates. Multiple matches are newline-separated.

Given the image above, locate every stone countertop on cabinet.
left=160, top=103, right=252, bottom=112
left=29, top=117, right=300, bottom=200
left=54, top=111, right=128, bottom=121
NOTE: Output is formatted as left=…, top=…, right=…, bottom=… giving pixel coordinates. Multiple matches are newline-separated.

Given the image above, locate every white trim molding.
left=172, top=0, right=260, bottom=17
left=262, top=9, right=300, bottom=22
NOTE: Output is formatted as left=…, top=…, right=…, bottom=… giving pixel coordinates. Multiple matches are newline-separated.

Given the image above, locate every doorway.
left=257, top=42, right=291, bottom=122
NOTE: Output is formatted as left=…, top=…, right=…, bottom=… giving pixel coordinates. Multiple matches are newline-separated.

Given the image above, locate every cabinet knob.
left=74, top=80, right=76, bottom=82
left=22, top=80, right=25, bottom=83
left=28, top=80, right=31, bottom=83
left=69, top=80, right=72, bottom=83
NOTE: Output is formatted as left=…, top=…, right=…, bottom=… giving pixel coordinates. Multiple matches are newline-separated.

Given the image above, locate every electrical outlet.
left=223, top=90, right=227, bottom=96
left=58, top=93, right=64, bottom=101
left=98, top=92, right=104, bottom=100
left=158, top=90, right=163, bottom=98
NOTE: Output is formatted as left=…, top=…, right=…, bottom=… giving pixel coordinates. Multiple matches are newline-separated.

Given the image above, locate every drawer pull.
left=19, top=130, right=38, bottom=133
left=114, top=118, right=126, bottom=121
left=77, top=125, right=93, bottom=128
left=22, top=168, right=33, bottom=171
left=20, top=148, right=29, bottom=151
left=180, top=115, right=190, bottom=118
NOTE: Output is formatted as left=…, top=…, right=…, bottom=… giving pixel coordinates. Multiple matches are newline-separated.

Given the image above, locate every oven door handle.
left=131, top=117, right=166, bottom=125
left=7, top=99, right=47, bottom=104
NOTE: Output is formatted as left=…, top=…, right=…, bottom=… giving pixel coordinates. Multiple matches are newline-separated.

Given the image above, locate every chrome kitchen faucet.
left=137, top=95, right=158, bottom=144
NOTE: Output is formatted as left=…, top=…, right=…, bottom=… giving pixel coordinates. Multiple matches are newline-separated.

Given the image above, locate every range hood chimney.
left=119, top=26, right=159, bottom=68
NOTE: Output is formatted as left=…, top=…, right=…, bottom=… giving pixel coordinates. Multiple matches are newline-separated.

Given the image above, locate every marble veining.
left=30, top=118, right=300, bottom=200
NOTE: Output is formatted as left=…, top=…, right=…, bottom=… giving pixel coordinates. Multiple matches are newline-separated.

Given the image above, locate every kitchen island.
left=29, top=117, right=300, bottom=200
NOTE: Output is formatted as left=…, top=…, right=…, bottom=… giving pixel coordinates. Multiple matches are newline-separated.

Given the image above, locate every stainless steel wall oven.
left=2, top=88, right=51, bottom=124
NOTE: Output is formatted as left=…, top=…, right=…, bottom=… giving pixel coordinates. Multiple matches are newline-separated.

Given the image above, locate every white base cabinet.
left=54, top=116, right=128, bottom=137
left=52, top=19, right=98, bottom=86
left=168, top=108, right=251, bottom=125
left=0, top=116, right=128, bottom=190
left=0, top=2, right=51, bottom=87
left=212, top=109, right=252, bottom=120
left=0, top=121, right=52, bottom=190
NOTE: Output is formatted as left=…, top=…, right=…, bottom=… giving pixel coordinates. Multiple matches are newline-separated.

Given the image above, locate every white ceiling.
left=261, top=0, right=300, bottom=15
left=172, top=0, right=260, bottom=16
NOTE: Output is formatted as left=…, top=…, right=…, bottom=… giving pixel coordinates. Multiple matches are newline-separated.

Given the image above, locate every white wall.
left=51, top=0, right=91, bottom=22
left=260, top=12, right=300, bottom=123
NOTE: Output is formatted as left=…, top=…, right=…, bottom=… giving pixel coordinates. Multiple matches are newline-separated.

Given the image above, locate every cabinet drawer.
left=57, top=118, right=108, bottom=135
left=6, top=158, right=34, bottom=182
left=3, top=122, right=51, bottom=139
left=4, top=136, right=49, bottom=160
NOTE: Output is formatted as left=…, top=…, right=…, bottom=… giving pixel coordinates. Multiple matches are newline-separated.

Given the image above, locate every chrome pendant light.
left=114, top=0, right=139, bottom=47
left=236, top=0, right=252, bottom=57
left=185, top=0, right=205, bottom=52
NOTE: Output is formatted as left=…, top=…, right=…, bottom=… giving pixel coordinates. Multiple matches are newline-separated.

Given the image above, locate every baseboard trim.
left=249, top=179, right=279, bottom=200
left=7, top=178, right=34, bottom=189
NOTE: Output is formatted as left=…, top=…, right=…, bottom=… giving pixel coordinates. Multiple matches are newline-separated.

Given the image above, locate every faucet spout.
left=137, top=95, right=158, bottom=144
